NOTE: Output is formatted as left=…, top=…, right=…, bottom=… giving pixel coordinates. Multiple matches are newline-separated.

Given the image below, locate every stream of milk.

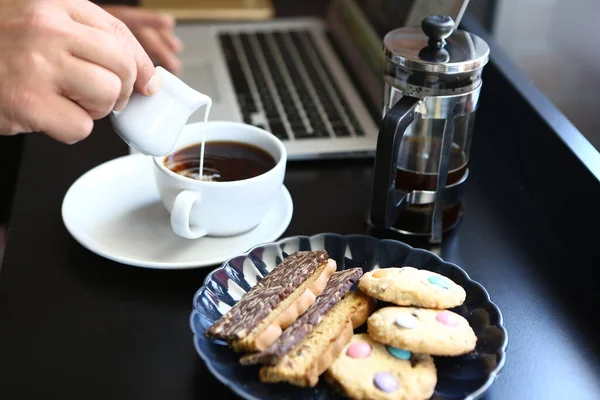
left=198, top=101, right=213, bottom=180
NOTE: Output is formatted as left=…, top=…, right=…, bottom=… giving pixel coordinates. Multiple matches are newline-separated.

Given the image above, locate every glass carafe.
left=370, top=15, right=489, bottom=243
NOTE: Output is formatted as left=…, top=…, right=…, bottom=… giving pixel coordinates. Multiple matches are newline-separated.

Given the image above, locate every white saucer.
left=61, top=154, right=293, bottom=269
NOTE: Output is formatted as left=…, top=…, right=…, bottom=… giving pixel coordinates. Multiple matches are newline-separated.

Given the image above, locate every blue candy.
left=386, top=345, right=411, bottom=360
left=428, top=275, right=450, bottom=289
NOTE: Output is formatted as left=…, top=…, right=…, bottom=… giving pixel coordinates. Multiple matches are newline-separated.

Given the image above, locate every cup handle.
left=170, top=190, right=208, bottom=239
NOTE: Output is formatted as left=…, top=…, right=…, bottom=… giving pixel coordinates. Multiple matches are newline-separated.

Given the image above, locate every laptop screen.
left=354, top=0, right=416, bottom=37
left=326, top=0, right=467, bottom=114
left=326, top=0, right=414, bottom=114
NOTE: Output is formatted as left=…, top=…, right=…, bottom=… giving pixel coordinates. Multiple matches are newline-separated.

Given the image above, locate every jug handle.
left=371, top=96, right=421, bottom=228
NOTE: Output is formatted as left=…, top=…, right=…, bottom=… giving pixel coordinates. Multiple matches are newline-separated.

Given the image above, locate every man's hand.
left=0, top=0, right=158, bottom=143
left=101, top=5, right=182, bottom=74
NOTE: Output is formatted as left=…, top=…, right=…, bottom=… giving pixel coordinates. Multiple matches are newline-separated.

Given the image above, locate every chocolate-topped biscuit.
left=241, top=268, right=363, bottom=366
left=239, top=268, right=375, bottom=388
left=206, top=250, right=337, bottom=352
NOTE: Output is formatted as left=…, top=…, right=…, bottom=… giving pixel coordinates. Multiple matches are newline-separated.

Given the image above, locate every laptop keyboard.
left=218, top=30, right=364, bottom=140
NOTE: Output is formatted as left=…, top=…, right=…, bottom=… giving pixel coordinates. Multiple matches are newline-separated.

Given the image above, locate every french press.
left=369, top=15, right=490, bottom=244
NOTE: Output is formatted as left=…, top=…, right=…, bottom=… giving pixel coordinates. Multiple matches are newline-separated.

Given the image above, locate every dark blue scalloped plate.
left=190, top=233, right=508, bottom=400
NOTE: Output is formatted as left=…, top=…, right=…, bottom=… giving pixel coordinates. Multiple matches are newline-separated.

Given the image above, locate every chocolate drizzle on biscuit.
left=205, top=251, right=328, bottom=340
left=240, top=268, right=363, bottom=366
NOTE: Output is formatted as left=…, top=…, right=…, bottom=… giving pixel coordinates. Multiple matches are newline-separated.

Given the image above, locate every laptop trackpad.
left=178, top=59, right=222, bottom=103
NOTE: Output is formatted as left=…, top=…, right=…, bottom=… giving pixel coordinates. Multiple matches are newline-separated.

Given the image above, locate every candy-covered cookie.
left=367, top=307, right=477, bottom=356
left=358, top=267, right=466, bottom=309
left=325, top=333, right=437, bottom=400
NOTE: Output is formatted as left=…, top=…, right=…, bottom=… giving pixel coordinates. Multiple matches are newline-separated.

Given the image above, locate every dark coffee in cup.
left=164, top=141, right=276, bottom=182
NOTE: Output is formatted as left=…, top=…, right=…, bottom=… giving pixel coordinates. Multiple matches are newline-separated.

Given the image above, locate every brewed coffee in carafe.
left=370, top=15, right=490, bottom=243
left=393, top=114, right=474, bottom=235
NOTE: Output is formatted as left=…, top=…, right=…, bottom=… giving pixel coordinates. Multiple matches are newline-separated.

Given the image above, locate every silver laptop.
left=171, top=0, right=467, bottom=160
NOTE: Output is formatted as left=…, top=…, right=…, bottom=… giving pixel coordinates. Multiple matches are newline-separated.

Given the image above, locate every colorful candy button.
left=386, top=345, right=411, bottom=360
left=436, top=310, right=460, bottom=327
left=373, top=269, right=388, bottom=278
left=373, top=372, right=399, bottom=392
left=394, top=313, right=419, bottom=329
left=346, top=341, right=372, bottom=358
left=427, top=275, right=450, bottom=289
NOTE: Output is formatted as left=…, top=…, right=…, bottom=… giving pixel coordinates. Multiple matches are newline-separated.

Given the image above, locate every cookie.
left=367, top=307, right=477, bottom=356
left=205, top=250, right=337, bottom=352
left=240, top=269, right=370, bottom=387
left=344, top=290, right=376, bottom=330
left=358, top=267, right=466, bottom=309
left=325, top=333, right=437, bottom=400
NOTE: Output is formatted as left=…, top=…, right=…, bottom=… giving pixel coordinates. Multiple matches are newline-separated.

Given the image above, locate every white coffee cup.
left=153, top=121, right=287, bottom=239
left=110, top=66, right=212, bottom=157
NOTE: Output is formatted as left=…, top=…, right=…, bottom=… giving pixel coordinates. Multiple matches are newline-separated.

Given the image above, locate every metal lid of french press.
left=384, top=15, right=490, bottom=74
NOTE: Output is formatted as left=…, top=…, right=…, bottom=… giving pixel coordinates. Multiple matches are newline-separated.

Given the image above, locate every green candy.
left=427, top=275, right=450, bottom=289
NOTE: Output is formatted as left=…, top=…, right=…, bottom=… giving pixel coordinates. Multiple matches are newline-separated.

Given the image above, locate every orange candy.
left=372, top=269, right=388, bottom=278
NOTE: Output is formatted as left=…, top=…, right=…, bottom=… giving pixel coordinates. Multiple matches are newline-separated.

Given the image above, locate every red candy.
left=346, top=342, right=372, bottom=358
left=435, top=310, right=460, bottom=327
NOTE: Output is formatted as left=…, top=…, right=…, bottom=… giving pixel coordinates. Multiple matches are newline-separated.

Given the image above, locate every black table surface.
left=1, top=2, right=600, bottom=400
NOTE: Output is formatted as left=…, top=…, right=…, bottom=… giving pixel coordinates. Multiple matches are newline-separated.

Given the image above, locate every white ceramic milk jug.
left=109, top=66, right=212, bottom=157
